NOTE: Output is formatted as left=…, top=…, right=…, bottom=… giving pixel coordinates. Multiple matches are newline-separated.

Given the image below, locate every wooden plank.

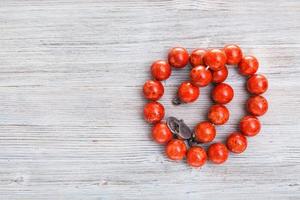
left=0, top=0, right=299, bottom=199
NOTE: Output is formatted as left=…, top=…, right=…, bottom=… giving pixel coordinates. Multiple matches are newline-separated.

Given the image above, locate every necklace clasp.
left=166, top=117, right=192, bottom=140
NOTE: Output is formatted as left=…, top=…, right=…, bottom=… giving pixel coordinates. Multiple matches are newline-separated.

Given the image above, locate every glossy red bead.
left=166, top=139, right=187, bottom=160
left=189, top=49, right=207, bottom=67
left=190, top=65, right=212, bottom=87
left=212, top=83, right=234, bottom=104
left=143, top=80, right=164, bottom=101
left=194, top=121, right=216, bottom=143
left=223, top=44, right=243, bottom=65
left=143, top=102, right=165, bottom=124
left=226, top=132, right=247, bottom=154
left=247, top=74, right=268, bottom=95
left=204, top=49, right=227, bottom=71
left=168, top=47, right=189, bottom=69
left=186, top=146, right=207, bottom=167
left=178, top=81, right=200, bottom=103
left=247, top=95, right=268, bottom=116
left=211, top=67, right=228, bottom=83
left=238, top=56, right=259, bottom=76
left=151, top=60, right=172, bottom=81
left=208, top=143, right=229, bottom=164
left=240, top=115, right=261, bottom=137
left=152, top=122, right=173, bottom=144
left=208, top=104, right=230, bottom=125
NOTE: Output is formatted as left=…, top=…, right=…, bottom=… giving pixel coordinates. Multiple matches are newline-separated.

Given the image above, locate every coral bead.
left=187, top=146, right=207, bottom=167
left=166, top=139, right=187, bottom=160
left=212, top=83, right=234, bottom=104
left=143, top=102, right=165, bottom=124
left=247, top=74, right=268, bottom=95
left=208, top=104, right=230, bottom=125
left=190, top=65, right=212, bottom=87
left=238, top=56, right=259, bottom=76
left=189, top=49, right=207, bottom=67
left=240, top=115, right=261, bottom=137
left=226, top=132, right=247, bottom=154
left=143, top=80, right=164, bottom=101
left=247, top=95, right=268, bottom=116
left=151, top=60, right=172, bottom=81
left=204, top=49, right=227, bottom=71
left=208, top=143, right=229, bottom=164
left=223, top=44, right=243, bottom=65
left=178, top=81, right=200, bottom=103
left=168, top=47, right=189, bottom=69
left=211, top=67, right=228, bottom=83
left=152, top=122, right=173, bottom=144
left=194, top=121, right=216, bottom=143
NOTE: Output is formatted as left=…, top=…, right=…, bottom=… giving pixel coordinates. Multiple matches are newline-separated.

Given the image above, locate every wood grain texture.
left=0, top=0, right=299, bottom=199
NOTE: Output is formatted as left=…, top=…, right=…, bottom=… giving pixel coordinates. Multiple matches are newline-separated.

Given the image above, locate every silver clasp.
left=166, top=117, right=192, bottom=140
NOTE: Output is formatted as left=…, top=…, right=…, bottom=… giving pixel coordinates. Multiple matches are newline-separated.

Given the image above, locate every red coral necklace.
left=143, top=44, right=268, bottom=168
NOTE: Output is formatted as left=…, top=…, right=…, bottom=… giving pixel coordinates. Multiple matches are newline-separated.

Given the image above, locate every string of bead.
left=143, top=44, right=268, bottom=168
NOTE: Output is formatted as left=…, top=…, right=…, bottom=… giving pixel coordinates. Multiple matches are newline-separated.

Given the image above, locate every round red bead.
left=226, top=132, right=247, bottom=154
left=208, top=143, right=229, bottom=164
left=247, top=95, right=268, bottom=116
left=208, top=104, right=230, bottom=125
left=240, top=115, right=261, bottom=137
left=211, top=67, right=228, bottom=83
left=247, top=74, right=268, bottom=94
left=223, top=44, right=243, bottom=65
left=166, top=139, right=187, bottom=160
left=212, top=83, right=234, bottom=104
left=190, top=65, right=212, bottom=87
left=238, top=56, right=259, bottom=76
left=189, top=49, right=207, bottom=67
left=168, top=47, right=189, bottom=69
left=178, top=81, right=200, bottom=103
left=143, top=80, right=164, bottom=101
left=186, top=146, right=207, bottom=167
left=204, top=49, right=227, bottom=71
left=194, top=121, right=216, bottom=143
left=143, top=102, right=165, bottom=124
left=151, top=60, right=172, bottom=81
left=152, top=122, right=173, bottom=144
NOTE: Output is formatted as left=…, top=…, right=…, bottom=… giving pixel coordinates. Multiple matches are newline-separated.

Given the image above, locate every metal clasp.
left=166, top=117, right=192, bottom=140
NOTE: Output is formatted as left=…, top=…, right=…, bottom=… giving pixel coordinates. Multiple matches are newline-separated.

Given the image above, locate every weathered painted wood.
left=0, top=0, right=299, bottom=199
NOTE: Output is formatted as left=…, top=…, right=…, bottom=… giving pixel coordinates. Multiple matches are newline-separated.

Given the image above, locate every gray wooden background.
left=0, top=0, right=299, bottom=199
